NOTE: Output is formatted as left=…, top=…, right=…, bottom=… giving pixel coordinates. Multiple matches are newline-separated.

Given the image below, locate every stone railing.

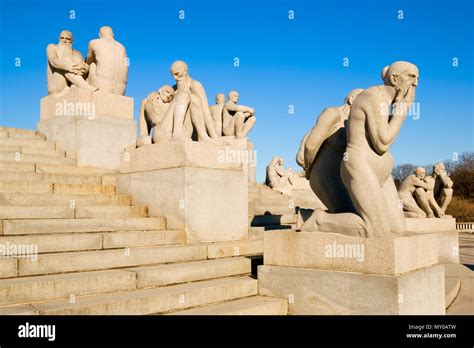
left=456, top=222, right=474, bottom=232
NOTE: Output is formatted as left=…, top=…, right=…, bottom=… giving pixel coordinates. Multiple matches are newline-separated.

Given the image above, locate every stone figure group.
left=137, top=63, right=256, bottom=146
left=398, top=163, right=453, bottom=218
left=265, top=156, right=296, bottom=195
left=47, top=27, right=128, bottom=96
left=297, top=61, right=419, bottom=238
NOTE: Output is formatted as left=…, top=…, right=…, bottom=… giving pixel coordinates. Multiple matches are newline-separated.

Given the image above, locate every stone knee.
left=442, top=188, right=453, bottom=199
left=414, top=187, right=426, bottom=200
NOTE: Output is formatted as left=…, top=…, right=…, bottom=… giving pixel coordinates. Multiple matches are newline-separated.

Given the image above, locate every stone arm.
left=192, top=81, right=218, bottom=139
left=304, top=108, right=337, bottom=178
left=138, top=99, right=149, bottom=137
left=85, top=43, right=96, bottom=65
left=296, top=130, right=310, bottom=169
left=275, top=165, right=291, bottom=177
left=225, top=102, right=255, bottom=115
left=364, top=101, right=407, bottom=156
left=439, top=172, right=453, bottom=188
left=46, top=44, right=74, bottom=73
left=413, top=177, right=434, bottom=190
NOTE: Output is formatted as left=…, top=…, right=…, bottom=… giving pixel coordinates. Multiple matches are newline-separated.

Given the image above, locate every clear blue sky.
left=1, top=0, right=472, bottom=181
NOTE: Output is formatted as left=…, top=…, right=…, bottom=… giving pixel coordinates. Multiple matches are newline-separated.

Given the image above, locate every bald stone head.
left=228, top=90, right=239, bottom=103
left=433, top=162, right=445, bottom=175
left=215, top=93, right=225, bottom=104
left=414, top=167, right=426, bottom=179
left=58, top=30, right=73, bottom=45
left=99, top=26, right=114, bottom=38
left=170, top=61, right=188, bottom=82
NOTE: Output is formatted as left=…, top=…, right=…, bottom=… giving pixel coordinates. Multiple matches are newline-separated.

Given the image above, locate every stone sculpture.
left=428, top=162, right=453, bottom=215
left=222, top=91, right=256, bottom=138
left=296, top=89, right=363, bottom=213
left=300, top=61, right=419, bottom=238
left=46, top=30, right=97, bottom=95
left=151, top=61, right=220, bottom=143
left=399, top=163, right=453, bottom=218
left=137, top=85, right=175, bottom=147
left=399, top=167, right=436, bottom=218
left=86, top=26, right=128, bottom=95
left=266, top=156, right=296, bottom=195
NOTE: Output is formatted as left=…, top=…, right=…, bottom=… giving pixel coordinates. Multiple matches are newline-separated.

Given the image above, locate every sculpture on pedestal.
left=399, top=163, right=453, bottom=218
left=86, top=26, right=128, bottom=95
left=265, top=156, right=296, bottom=195
left=223, top=91, right=256, bottom=138
left=46, top=30, right=97, bottom=95
left=300, top=61, right=419, bottom=238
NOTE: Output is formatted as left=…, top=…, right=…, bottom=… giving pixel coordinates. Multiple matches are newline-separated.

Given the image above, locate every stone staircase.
left=0, top=127, right=287, bottom=315
left=248, top=183, right=297, bottom=240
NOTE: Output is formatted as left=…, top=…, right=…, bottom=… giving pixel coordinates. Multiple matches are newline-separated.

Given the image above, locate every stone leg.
left=400, top=191, right=426, bottom=218
left=299, top=208, right=366, bottom=237
left=427, top=191, right=443, bottom=217
left=64, top=73, right=97, bottom=91
left=223, top=118, right=236, bottom=136
left=438, top=188, right=453, bottom=214
left=341, top=155, right=392, bottom=238
left=241, top=116, right=256, bottom=138
left=414, top=188, right=434, bottom=217
left=172, top=91, right=191, bottom=139
left=382, top=176, right=407, bottom=233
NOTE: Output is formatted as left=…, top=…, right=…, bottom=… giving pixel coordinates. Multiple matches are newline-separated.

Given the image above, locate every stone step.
left=75, top=205, right=148, bottom=218
left=250, top=204, right=295, bottom=216
left=169, top=295, right=288, bottom=315
left=36, top=163, right=108, bottom=175
left=7, top=276, right=258, bottom=315
left=249, top=225, right=293, bottom=240
left=0, top=152, right=74, bottom=165
left=0, top=181, right=116, bottom=195
left=0, top=162, right=36, bottom=173
left=445, top=277, right=461, bottom=308
left=0, top=137, right=55, bottom=150
left=0, top=192, right=131, bottom=206
left=0, top=205, right=74, bottom=219
left=0, top=259, right=17, bottom=278
left=0, top=145, right=66, bottom=158
left=0, top=230, right=184, bottom=254
left=127, top=257, right=251, bottom=288
left=207, top=239, right=263, bottom=258
left=103, top=230, right=185, bottom=249
left=3, top=217, right=166, bottom=235
left=0, top=172, right=101, bottom=185
left=17, top=244, right=205, bottom=276
left=0, top=127, right=41, bottom=138
left=0, top=270, right=137, bottom=306
left=250, top=213, right=297, bottom=226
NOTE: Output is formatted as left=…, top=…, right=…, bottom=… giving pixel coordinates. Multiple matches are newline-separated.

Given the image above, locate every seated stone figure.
left=210, top=93, right=226, bottom=136
left=222, top=91, right=256, bottom=138
left=86, top=26, right=128, bottom=95
left=426, top=162, right=453, bottom=216
left=399, top=167, right=437, bottom=218
left=266, top=156, right=296, bottom=195
left=46, top=30, right=97, bottom=95
left=152, top=61, right=220, bottom=143
left=137, top=85, right=175, bottom=147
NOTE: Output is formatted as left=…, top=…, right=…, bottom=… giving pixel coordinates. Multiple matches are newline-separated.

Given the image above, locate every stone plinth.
left=258, top=264, right=445, bottom=315
left=406, top=218, right=459, bottom=264
left=38, top=88, right=136, bottom=170
left=117, top=140, right=248, bottom=244
left=220, top=136, right=256, bottom=184
left=258, top=230, right=445, bottom=314
left=264, top=230, right=438, bottom=275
